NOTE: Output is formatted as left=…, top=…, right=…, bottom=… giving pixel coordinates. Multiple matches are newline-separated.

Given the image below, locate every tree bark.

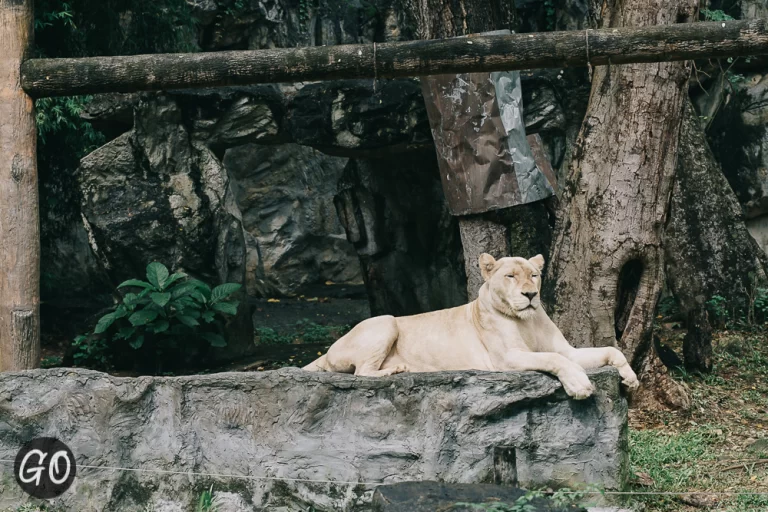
left=20, top=19, right=768, bottom=97
left=549, top=0, right=696, bottom=407
left=665, top=99, right=768, bottom=373
left=0, top=0, right=40, bottom=371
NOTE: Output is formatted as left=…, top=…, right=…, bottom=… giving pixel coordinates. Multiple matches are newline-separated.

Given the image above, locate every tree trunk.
left=549, top=0, right=697, bottom=408
left=397, top=0, right=551, bottom=300
left=0, top=0, right=40, bottom=371
left=665, top=98, right=768, bottom=373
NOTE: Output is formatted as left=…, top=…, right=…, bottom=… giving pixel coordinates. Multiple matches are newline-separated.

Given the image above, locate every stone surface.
left=371, top=482, right=583, bottom=511
left=224, top=142, right=362, bottom=297
left=66, top=65, right=588, bottom=316
left=0, top=367, right=627, bottom=511
left=334, top=154, right=468, bottom=316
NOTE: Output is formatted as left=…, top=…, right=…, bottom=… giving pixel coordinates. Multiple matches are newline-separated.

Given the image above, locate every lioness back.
left=380, top=304, right=495, bottom=372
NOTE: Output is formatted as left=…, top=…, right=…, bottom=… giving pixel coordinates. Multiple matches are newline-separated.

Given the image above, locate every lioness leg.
left=307, top=315, right=403, bottom=376
left=349, top=316, right=404, bottom=377
left=501, top=350, right=595, bottom=400
left=560, top=347, right=639, bottom=391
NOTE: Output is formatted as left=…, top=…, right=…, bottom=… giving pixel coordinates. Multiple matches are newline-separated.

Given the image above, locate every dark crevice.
left=614, top=258, right=643, bottom=341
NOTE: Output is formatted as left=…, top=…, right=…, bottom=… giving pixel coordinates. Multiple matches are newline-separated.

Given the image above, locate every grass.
left=255, top=320, right=350, bottom=346
left=623, top=327, right=768, bottom=511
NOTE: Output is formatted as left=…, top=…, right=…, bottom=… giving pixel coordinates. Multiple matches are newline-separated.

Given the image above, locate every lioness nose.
left=522, top=291, right=538, bottom=301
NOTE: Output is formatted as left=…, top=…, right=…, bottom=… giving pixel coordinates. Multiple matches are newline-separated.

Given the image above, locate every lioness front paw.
left=388, top=364, right=407, bottom=375
left=559, top=370, right=595, bottom=400
left=617, top=363, right=639, bottom=392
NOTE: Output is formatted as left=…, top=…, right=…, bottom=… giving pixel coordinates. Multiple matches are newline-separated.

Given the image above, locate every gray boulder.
left=68, top=64, right=589, bottom=316
left=224, top=142, right=362, bottom=297
left=0, top=367, right=627, bottom=511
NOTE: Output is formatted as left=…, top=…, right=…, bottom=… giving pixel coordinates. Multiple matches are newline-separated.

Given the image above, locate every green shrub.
left=75, top=262, right=241, bottom=373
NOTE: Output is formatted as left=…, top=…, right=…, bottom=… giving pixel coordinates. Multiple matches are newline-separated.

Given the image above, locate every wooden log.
left=22, top=18, right=768, bottom=98
left=0, top=0, right=40, bottom=370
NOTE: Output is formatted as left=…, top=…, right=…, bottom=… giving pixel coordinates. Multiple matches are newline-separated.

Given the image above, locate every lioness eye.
left=505, top=275, right=515, bottom=279
left=532, top=274, right=539, bottom=278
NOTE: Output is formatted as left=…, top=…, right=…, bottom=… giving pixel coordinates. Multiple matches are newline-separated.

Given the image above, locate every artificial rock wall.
left=0, top=367, right=627, bottom=511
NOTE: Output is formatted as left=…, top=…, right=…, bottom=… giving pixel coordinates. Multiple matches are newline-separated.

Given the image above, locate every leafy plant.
left=35, top=2, right=75, bottom=31
left=543, top=0, right=556, bottom=31
left=656, top=296, right=680, bottom=319
left=72, top=332, right=111, bottom=369
left=35, top=96, right=104, bottom=152
left=700, top=9, right=735, bottom=22
left=75, top=262, right=241, bottom=372
left=754, top=288, right=768, bottom=324
left=255, top=327, right=293, bottom=345
left=706, top=294, right=729, bottom=328
left=224, top=0, right=247, bottom=16
left=197, top=485, right=217, bottom=512
left=40, top=355, right=64, bottom=369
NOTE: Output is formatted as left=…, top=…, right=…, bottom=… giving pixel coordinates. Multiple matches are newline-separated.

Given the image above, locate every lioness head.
left=479, top=253, right=545, bottom=320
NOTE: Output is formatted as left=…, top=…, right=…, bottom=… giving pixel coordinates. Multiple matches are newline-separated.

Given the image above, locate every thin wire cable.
left=3, top=458, right=768, bottom=495
left=373, top=41, right=378, bottom=94
left=585, top=28, right=593, bottom=81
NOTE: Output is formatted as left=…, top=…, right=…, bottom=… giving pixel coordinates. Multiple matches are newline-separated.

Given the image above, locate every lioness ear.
left=479, top=253, right=497, bottom=281
left=529, top=254, right=545, bottom=272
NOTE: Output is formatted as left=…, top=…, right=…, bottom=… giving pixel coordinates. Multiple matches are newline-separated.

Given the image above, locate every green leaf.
left=171, top=282, right=197, bottom=299
left=129, top=309, right=159, bottom=326
left=212, top=301, right=239, bottom=316
left=164, top=272, right=187, bottom=289
left=151, top=292, right=171, bottom=307
left=200, top=332, right=227, bottom=347
left=172, top=297, right=201, bottom=312
left=95, top=313, right=118, bottom=334
left=190, top=279, right=212, bottom=301
left=190, top=290, right=207, bottom=304
left=176, top=314, right=199, bottom=327
left=116, top=326, right=136, bottom=340
left=202, top=310, right=216, bottom=323
left=118, top=279, right=153, bottom=289
left=129, top=335, right=145, bottom=349
left=153, top=320, right=170, bottom=333
left=146, top=262, right=170, bottom=289
left=211, top=283, right=241, bottom=303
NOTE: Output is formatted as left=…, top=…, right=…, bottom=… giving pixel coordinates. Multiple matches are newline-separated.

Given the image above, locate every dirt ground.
left=623, top=326, right=768, bottom=511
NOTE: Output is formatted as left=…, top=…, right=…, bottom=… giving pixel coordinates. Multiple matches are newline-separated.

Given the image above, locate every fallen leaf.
left=325, top=281, right=335, bottom=285
left=267, top=298, right=280, bottom=303
left=633, top=471, right=655, bottom=486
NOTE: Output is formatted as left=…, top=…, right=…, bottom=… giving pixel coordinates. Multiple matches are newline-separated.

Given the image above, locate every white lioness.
left=303, top=254, right=639, bottom=399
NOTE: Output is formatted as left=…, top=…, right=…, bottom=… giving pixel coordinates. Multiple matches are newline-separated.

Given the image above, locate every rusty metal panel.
left=420, top=30, right=555, bottom=216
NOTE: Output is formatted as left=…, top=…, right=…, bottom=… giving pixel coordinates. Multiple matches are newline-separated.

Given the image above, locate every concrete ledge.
left=0, top=367, right=628, bottom=511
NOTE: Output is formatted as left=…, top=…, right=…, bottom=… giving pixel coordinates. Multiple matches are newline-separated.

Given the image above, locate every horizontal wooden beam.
left=21, top=19, right=768, bottom=98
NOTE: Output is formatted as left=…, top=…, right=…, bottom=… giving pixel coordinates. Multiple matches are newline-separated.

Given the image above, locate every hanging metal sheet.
left=420, top=30, right=556, bottom=216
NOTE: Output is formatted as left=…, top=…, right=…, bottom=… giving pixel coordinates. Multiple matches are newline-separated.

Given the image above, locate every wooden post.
left=0, top=0, right=40, bottom=371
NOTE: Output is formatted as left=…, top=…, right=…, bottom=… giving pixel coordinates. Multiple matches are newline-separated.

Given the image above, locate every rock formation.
left=0, top=367, right=628, bottom=511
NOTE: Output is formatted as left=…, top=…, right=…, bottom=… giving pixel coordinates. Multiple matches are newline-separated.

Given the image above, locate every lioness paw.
left=559, top=370, right=595, bottom=400
left=389, top=364, right=407, bottom=375
left=618, top=363, right=639, bottom=392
